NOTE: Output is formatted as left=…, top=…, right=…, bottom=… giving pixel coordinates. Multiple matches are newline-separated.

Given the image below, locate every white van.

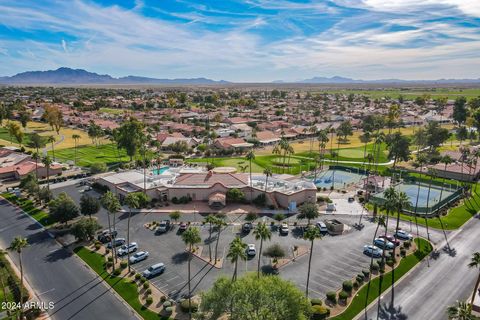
left=316, top=221, right=328, bottom=233
left=142, top=263, right=165, bottom=279
left=326, top=203, right=336, bottom=211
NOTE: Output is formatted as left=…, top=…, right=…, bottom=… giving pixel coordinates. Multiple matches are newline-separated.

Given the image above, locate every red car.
left=379, top=235, right=400, bottom=246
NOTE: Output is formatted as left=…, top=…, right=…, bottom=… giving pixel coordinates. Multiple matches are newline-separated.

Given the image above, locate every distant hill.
left=297, top=76, right=480, bottom=84
left=0, top=67, right=229, bottom=85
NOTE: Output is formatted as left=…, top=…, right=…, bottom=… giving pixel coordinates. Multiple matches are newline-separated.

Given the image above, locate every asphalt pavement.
left=0, top=198, right=139, bottom=320
left=360, top=215, right=480, bottom=320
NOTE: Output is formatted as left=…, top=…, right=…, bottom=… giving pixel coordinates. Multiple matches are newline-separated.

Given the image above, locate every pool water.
left=313, top=169, right=363, bottom=188
left=152, top=166, right=170, bottom=175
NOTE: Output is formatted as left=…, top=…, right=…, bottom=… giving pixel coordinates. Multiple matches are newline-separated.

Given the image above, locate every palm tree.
left=391, top=191, right=411, bottom=306
left=308, top=125, right=317, bottom=158
left=32, top=152, right=40, bottom=179
left=364, top=215, right=386, bottom=320
left=360, top=132, right=371, bottom=170
left=304, top=226, right=321, bottom=297
left=447, top=301, right=474, bottom=319
left=124, top=193, right=140, bottom=272
left=253, top=222, right=271, bottom=278
left=101, top=191, right=121, bottom=271
left=317, top=129, right=329, bottom=171
left=181, top=227, right=201, bottom=320
left=204, top=215, right=218, bottom=262
left=42, top=156, right=52, bottom=190
left=437, top=155, right=453, bottom=213
left=246, top=149, right=255, bottom=202
left=72, top=134, right=80, bottom=166
left=47, top=135, right=56, bottom=161
left=8, top=236, right=28, bottom=316
left=468, top=252, right=480, bottom=310
left=213, top=217, right=227, bottom=263
left=263, top=167, right=272, bottom=196
left=227, top=237, right=247, bottom=281
left=412, top=153, right=428, bottom=238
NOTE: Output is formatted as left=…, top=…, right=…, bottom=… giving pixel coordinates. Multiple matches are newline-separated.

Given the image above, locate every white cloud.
left=0, top=0, right=478, bottom=81
left=61, top=39, right=68, bottom=52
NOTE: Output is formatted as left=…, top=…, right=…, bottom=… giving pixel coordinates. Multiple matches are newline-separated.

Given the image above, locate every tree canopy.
left=199, top=273, right=311, bottom=320
left=49, top=192, right=79, bottom=224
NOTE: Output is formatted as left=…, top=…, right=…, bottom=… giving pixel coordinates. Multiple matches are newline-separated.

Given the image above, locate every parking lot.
left=52, top=182, right=448, bottom=300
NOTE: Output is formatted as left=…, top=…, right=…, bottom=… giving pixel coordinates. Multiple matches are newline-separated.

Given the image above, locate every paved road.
left=0, top=198, right=138, bottom=320
left=360, top=215, right=480, bottom=320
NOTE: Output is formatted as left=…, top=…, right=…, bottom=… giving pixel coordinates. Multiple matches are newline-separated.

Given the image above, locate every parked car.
left=242, top=222, right=253, bottom=233
left=107, top=238, right=126, bottom=249
left=280, top=223, right=289, bottom=235
left=348, top=197, right=355, bottom=202
left=379, top=235, right=400, bottom=246
left=129, top=251, right=149, bottom=264
left=246, top=244, right=256, bottom=256
left=363, top=245, right=383, bottom=258
left=142, top=263, right=165, bottom=279
left=373, top=238, right=394, bottom=250
left=97, top=230, right=118, bottom=243
left=179, top=222, right=188, bottom=231
left=117, top=242, right=138, bottom=256
left=155, top=220, right=171, bottom=233
left=395, top=230, right=413, bottom=240
left=316, top=221, right=328, bottom=233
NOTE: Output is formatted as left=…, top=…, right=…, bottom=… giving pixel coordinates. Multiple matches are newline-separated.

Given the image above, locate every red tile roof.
left=173, top=172, right=248, bottom=188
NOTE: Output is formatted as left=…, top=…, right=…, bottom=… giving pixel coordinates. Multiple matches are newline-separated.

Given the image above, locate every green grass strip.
left=1, top=193, right=55, bottom=227
left=330, top=238, right=432, bottom=320
left=74, top=247, right=170, bottom=320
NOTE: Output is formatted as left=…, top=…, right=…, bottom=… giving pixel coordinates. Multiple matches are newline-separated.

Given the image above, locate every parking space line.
left=321, top=268, right=351, bottom=280
left=313, top=274, right=340, bottom=287
left=298, top=283, right=324, bottom=298
left=309, top=278, right=334, bottom=292
left=165, top=275, right=180, bottom=282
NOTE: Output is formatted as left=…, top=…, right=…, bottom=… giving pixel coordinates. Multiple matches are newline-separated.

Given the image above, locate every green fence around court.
left=370, top=183, right=463, bottom=216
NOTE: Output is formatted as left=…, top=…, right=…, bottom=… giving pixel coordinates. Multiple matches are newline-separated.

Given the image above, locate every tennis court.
left=313, top=169, right=364, bottom=189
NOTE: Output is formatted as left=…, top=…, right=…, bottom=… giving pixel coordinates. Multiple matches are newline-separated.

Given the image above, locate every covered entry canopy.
left=208, top=192, right=226, bottom=209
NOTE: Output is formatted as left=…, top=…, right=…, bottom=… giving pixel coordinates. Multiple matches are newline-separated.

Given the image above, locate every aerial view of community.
left=0, top=1, right=479, bottom=320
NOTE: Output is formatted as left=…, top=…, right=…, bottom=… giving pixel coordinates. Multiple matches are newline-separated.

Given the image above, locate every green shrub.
left=163, top=301, right=172, bottom=308
left=145, top=296, right=153, bottom=305
left=94, top=243, right=101, bottom=250
left=160, top=296, right=167, bottom=303
left=356, top=274, right=365, bottom=283
left=143, top=282, right=150, bottom=289
left=400, top=248, right=407, bottom=256
left=146, top=288, right=152, bottom=295
left=107, top=256, right=113, bottom=262
left=140, top=277, right=146, bottom=284
left=342, top=280, right=353, bottom=293
left=112, top=268, right=121, bottom=276
left=311, top=305, right=330, bottom=319
left=353, top=281, right=359, bottom=290
left=120, top=261, right=127, bottom=269
left=338, top=291, right=349, bottom=301
left=106, top=261, right=113, bottom=268
left=164, top=307, right=173, bottom=314
left=404, top=240, right=412, bottom=249
left=370, top=262, right=379, bottom=272
left=310, top=298, right=323, bottom=306
left=180, top=299, right=198, bottom=313
left=135, top=273, right=141, bottom=280
left=90, top=162, right=107, bottom=174
left=326, top=292, right=337, bottom=304
left=362, top=269, right=370, bottom=277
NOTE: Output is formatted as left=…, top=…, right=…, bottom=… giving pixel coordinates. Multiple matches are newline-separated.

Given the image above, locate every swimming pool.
left=152, top=166, right=170, bottom=175
left=313, top=169, right=363, bottom=188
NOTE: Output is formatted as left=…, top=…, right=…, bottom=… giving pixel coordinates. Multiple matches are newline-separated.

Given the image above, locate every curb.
left=1, top=195, right=142, bottom=320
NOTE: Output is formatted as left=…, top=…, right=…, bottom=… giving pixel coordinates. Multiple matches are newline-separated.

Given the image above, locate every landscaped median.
left=329, top=238, right=433, bottom=320
left=74, top=246, right=175, bottom=320
left=1, top=193, right=55, bottom=227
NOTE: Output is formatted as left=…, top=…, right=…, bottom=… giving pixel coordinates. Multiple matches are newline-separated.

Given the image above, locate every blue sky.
left=0, top=0, right=479, bottom=81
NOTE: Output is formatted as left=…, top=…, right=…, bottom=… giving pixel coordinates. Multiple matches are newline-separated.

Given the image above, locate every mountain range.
left=0, top=67, right=479, bottom=84
left=0, top=67, right=230, bottom=85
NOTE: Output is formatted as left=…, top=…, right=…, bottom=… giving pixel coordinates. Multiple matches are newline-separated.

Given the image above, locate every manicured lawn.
left=189, top=157, right=266, bottom=173
left=313, top=88, right=480, bottom=100
left=330, top=238, right=433, bottom=320
left=1, top=193, right=55, bottom=227
left=74, top=247, right=170, bottom=320
left=50, top=143, right=131, bottom=167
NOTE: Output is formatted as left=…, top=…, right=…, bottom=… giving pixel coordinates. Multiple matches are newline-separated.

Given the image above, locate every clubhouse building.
left=97, top=167, right=316, bottom=210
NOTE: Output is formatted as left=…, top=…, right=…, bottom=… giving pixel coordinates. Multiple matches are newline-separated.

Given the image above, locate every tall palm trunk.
left=377, top=212, right=390, bottom=318
left=257, top=238, right=263, bottom=278
left=305, top=239, right=314, bottom=297
left=188, top=244, right=192, bottom=320
left=107, top=212, right=115, bottom=272
left=214, top=225, right=223, bottom=262
left=18, top=252, right=24, bottom=317
left=46, top=165, right=50, bottom=190
left=232, top=260, right=238, bottom=281
left=249, top=158, right=253, bottom=202
left=471, top=272, right=480, bottom=309
left=208, top=223, right=213, bottom=262
left=127, top=208, right=132, bottom=272
left=391, top=207, right=402, bottom=306
left=412, top=169, right=422, bottom=239
left=112, top=211, right=118, bottom=263
left=364, top=218, right=382, bottom=319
